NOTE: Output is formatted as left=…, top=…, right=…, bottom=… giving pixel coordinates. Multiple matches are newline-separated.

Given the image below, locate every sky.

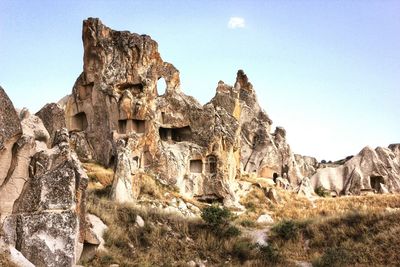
left=0, top=0, right=399, bottom=161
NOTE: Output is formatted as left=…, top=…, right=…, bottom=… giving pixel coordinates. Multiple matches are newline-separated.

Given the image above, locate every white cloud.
left=228, top=17, right=245, bottom=29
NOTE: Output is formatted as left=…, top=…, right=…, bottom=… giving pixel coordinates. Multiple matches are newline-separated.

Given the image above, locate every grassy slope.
left=82, top=164, right=400, bottom=266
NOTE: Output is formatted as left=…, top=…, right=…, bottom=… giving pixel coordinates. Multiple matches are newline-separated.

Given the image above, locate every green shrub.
left=232, top=240, right=255, bottom=262
left=223, top=225, right=241, bottom=238
left=315, top=186, right=330, bottom=197
left=313, top=247, right=351, bottom=267
left=201, top=204, right=232, bottom=228
left=259, top=244, right=281, bottom=265
left=240, top=219, right=256, bottom=228
left=272, top=220, right=300, bottom=240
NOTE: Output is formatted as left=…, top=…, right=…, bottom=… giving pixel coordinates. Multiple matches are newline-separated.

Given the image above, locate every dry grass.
left=82, top=192, right=280, bottom=266
left=268, top=210, right=400, bottom=266
left=239, top=183, right=400, bottom=222
left=83, top=163, right=114, bottom=188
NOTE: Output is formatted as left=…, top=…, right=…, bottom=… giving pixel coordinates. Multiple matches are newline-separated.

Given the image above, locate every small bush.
left=259, top=244, right=281, bottom=265
left=232, top=240, right=255, bottom=262
left=272, top=220, right=300, bottom=240
left=313, top=247, right=351, bottom=267
left=223, top=225, right=241, bottom=238
left=315, top=186, right=330, bottom=197
left=201, top=204, right=232, bottom=228
left=240, top=219, right=256, bottom=228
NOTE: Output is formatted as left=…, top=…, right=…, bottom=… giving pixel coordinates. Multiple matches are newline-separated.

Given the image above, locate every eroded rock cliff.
left=64, top=18, right=310, bottom=207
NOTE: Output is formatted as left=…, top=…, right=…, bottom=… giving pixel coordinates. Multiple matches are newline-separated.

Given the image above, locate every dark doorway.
left=370, top=176, right=384, bottom=192
left=71, top=112, right=88, bottom=132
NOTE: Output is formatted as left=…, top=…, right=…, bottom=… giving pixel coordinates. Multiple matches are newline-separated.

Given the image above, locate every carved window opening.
left=133, top=119, right=145, bottom=134
left=159, top=126, right=192, bottom=142
left=161, top=112, right=166, bottom=124
left=118, top=82, right=143, bottom=94
left=109, top=155, right=116, bottom=168
left=118, top=119, right=145, bottom=134
left=132, top=156, right=139, bottom=168
left=118, top=119, right=128, bottom=134
left=370, top=176, right=384, bottom=192
left=205, top=155, right=217, bottom=174
left=71, top=112, right=88, bottom=132
left=190, top=160, right=203, bottom=173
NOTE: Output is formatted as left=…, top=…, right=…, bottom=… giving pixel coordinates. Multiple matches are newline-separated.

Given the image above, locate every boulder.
left=135, top=215, right=145, bottom=228
left=266, top=188, right=281, bottom=204
left=256, top=214, right=274, bottom=224
left=35, top=103, right=66, bottom=145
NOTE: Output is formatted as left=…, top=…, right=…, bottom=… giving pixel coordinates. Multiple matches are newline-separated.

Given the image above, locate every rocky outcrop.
left=0, top=87, right=91, bottom=266
left=64, top=18, right=311, bottom=206
left=311, top=145, right=400, bottom=195
left=36, top=103, right=66, bottom=145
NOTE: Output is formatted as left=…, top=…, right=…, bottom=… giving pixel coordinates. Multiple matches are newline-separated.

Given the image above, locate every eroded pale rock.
left=311, top=145, right=400, bottom=195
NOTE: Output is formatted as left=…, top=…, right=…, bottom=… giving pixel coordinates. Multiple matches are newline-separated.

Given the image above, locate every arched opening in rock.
left=109, top=155, right=116, bottom=168
left=159, top=126, right=192, bottom=142
left=157, top=77, right=167, bottom=95
left=370, top=176, right=384, bottom=192
left=205, top=155, right=217, bottom=174
left=71, top=112, right=88, bottom=132
left=118, top=119, right=146, bottom=134
left=281, top=164, right=289, bottom=177
left=132, top=156, right=139, bottom=169
left=273, top=172, right=279, bottom=183
left=190, top=160, right=203, bottom=173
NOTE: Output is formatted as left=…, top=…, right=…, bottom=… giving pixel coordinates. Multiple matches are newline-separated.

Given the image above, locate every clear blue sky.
left=1, top=0, right=399, bottom=161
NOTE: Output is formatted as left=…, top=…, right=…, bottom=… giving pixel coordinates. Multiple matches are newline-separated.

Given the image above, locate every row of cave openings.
left=70, top=113, right=194, bottom=142
left=70, top=112, right=146, bottom=135
left=116, top=77, right=167, bottom=96
left=189, top=155, right=217, bottom=175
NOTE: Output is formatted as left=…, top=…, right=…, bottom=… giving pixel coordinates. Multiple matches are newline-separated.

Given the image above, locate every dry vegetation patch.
left=83, top=192, right=284, bottom=266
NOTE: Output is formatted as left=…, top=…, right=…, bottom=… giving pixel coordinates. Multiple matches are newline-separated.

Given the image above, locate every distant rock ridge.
left=311, top=144, right=400, bottom=195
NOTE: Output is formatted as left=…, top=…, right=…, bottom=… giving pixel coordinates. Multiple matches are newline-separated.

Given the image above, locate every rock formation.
left=311, top=145, right=400, bottom=195
left=1, top=16, right=400, bottom=267
left=0, top=88, right=93, bottom=266
left=64, top=18, right=311, bottom=206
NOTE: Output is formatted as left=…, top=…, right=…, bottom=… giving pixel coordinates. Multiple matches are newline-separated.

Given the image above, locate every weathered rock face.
left=0, top=88, right=91, bottom=266
left=0, top=86, right=23, bottom=196
left=36, top=103, right=66, bottom=145
left=1, top=128, right=89, bottom=267
left=64, top=18, right=312, bottom=206
left=311, top=145, right=400, bottom=195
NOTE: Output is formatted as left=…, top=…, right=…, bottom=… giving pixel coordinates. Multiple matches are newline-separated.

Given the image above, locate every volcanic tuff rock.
left=1, top=16, right=400, bottom=267
left=65, top=18, right=312, bottom=206
left=0, top=88, right=92, bottom=266
left=311, top=145, right=400, bottom=195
